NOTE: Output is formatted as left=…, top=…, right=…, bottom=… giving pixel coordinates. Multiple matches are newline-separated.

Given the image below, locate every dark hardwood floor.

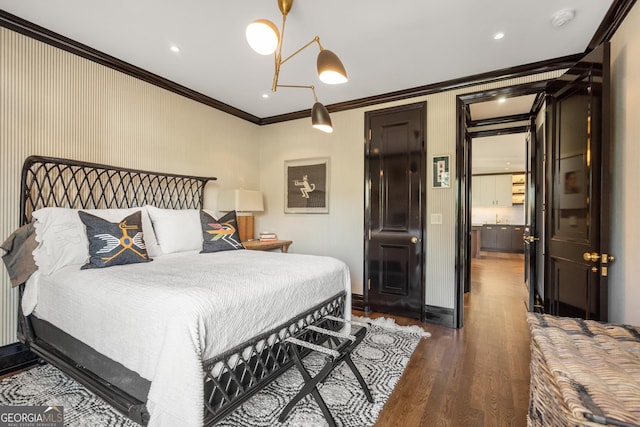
left=357, top=252, right=530, bottom=427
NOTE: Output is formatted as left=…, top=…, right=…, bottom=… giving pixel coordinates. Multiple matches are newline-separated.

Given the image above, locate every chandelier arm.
left=271, top=12, right=288, bottom=91
left=280, top=36, right=322, bottom=66
left=275, top=84, right=318, bottom=102
left=272, top=34, right=322, bottom=92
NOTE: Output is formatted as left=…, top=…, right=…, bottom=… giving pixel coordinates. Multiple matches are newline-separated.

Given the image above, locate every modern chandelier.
left=245, top=0, right=349, bottom=133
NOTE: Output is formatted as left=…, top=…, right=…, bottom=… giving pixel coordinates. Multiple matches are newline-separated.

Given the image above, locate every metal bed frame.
left=17, top=156, right=347, bottom=425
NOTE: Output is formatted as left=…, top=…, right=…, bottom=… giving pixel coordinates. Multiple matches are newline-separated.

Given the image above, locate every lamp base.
left=237, top=215, right=254, bottom=242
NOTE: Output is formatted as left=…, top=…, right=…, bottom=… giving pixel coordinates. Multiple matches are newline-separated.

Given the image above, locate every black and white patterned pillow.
left=200, top=210, right=244, bottom=253
left=78, top=211, right=151, bottom=269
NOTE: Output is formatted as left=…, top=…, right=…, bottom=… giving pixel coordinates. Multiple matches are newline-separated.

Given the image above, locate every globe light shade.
left=311, top=102, right=333, bottom=133
left=246, top=19, right=280, bottom=55
left=317, top=49, right=348, bottom=84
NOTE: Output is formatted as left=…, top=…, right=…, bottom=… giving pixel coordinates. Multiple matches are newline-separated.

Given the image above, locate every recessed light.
left=498, top=97, right=506, bottom=103
left=493, top=32, right=505, bottom=40
left=170, top=45, right=180, bottom=53
left=262, top=93, right=269, bottom=99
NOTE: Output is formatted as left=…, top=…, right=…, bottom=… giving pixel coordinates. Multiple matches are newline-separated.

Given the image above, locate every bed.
left=13, top=156, right=349, bottom=426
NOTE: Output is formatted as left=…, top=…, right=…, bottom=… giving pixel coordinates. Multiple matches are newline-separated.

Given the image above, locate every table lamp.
left=217, top=188, right=264, bottom=241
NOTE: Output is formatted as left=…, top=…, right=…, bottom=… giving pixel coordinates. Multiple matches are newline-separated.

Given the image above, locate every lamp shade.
left=246, top=19, right=280, bottom=55
left=311, top=102, right=333, bottom=133
left=317, top=49, right=348, bottom=84
left=218, top=189, right=264, bottom=212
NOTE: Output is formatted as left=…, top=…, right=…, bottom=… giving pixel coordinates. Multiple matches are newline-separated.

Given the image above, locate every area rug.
left=0, top=317, right=429, bottom=426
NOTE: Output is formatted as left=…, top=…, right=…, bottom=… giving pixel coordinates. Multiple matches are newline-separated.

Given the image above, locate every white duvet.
left=24, top=250, right=351, bottom=427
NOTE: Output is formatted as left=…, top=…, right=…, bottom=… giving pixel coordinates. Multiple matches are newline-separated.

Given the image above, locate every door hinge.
left=368, top=229, right=371, bottom=240
left=368, top=129, right=372, bottom=141
left=367, top=278, right=371, bottom=291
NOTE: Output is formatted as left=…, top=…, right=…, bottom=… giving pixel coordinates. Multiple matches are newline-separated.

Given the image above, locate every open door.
left=544, top=43, right=612, bottom=320
left=523, top=125, right=538, bottom=311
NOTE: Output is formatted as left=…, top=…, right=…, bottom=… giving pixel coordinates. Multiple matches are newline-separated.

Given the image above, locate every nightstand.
left=243, top=240, right=292, bottom=253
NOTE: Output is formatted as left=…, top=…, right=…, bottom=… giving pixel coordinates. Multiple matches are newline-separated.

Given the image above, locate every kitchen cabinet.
left=480, top=225, right=509, bottom=251
left=472, top=174, right=512, bottom=206
left=480, top=225, right=496, bottom=250
left=511, top=226, right=524, bottom=253
left=480, top=224, right=525, bottom=253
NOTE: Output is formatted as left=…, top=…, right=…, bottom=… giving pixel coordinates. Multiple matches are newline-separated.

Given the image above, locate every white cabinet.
left=472, top=174, right=512, bottom=206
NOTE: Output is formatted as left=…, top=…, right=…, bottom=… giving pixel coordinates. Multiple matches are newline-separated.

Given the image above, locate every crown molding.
left=2, top=0, right=636, bottom=125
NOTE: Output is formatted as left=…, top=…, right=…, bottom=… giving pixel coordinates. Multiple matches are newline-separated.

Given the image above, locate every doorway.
left=467, top=100, right=535, bottom=317
left=455, top=83, right=548, bottom=327
left=470, top=132, right=528, bottom=303
left=455, top=43, right=612, bottom=328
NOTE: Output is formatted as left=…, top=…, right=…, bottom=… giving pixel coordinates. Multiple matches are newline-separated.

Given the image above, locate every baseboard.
left=351, top=294, right=365, bottom=311
left=0, top=342, right=39, bottom=377
left=424, top=305, right=455, bottom=328
left=351, top=296, right=454, bottom=328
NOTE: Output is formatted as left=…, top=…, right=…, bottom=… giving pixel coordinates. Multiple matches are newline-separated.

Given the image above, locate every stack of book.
left=259, top=232, right=278, bottom=242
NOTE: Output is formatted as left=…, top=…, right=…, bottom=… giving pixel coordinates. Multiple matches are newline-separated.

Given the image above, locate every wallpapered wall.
left=610, top=1, right=640, bottom=325
left=0, top=28, right=261, bottom=346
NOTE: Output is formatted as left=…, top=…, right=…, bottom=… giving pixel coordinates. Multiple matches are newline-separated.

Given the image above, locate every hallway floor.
left=357, top=252, right=530, bottom=426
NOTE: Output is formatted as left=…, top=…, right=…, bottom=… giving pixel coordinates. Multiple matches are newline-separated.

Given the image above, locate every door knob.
left=523, top=235, right=540, bottom=243
left=583, top=252, right=601, bottom=263
left=410, top=236, right=418, bottom=244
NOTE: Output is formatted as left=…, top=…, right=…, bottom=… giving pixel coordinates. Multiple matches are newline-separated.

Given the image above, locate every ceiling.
left=472, top=133, right=527, bottom=175
left=469, top=94, right=536, bottom=174
left=0, top=0, right=614, bottom=120
left=469, top=94, right=538, bottom=121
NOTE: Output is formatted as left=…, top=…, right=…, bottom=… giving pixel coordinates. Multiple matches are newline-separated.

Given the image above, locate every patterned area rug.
left=0, top=317, right=429, bottom=426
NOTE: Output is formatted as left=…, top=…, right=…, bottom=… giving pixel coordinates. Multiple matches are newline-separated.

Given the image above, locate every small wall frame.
left=432, top=154, right=450, bottom=188
left=284, top=157, right=330, bottom=213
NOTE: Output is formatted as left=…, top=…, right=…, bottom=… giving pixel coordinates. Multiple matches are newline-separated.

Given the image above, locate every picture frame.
left=432, top=154, right=450, bottom=188
left=284, top=157, right=330, bottom=213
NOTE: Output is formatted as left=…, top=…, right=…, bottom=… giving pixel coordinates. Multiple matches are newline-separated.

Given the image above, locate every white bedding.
left=25, top=250, right=351, bottom=427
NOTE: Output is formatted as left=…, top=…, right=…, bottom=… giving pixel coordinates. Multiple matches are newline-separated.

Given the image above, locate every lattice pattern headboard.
left=20, top=156, right=216, bottom=225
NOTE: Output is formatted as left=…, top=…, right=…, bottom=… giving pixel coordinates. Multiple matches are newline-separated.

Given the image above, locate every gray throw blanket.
left=1, top=223, right=38, bottom=286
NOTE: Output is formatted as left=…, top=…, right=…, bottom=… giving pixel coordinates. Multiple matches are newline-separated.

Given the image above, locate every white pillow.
left=32, top=208, right=87, bottom=275
left=32, top=207, right=161, bottom=275
left=145, top=206, right=202, bottom=254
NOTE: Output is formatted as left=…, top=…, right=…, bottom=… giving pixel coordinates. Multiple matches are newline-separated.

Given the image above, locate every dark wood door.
left=364, top=103, right=425, bottom=320
left=544, top=43, right=611, bottom=320
left=523, top=124, right=539, bottom=311
left=463, top=128, right=472, bottom=294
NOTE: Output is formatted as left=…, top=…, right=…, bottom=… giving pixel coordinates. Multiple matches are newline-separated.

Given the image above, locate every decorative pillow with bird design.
left=79, top=211, right=151, bottom=269
left=200, top=210, right=245, bottom=253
